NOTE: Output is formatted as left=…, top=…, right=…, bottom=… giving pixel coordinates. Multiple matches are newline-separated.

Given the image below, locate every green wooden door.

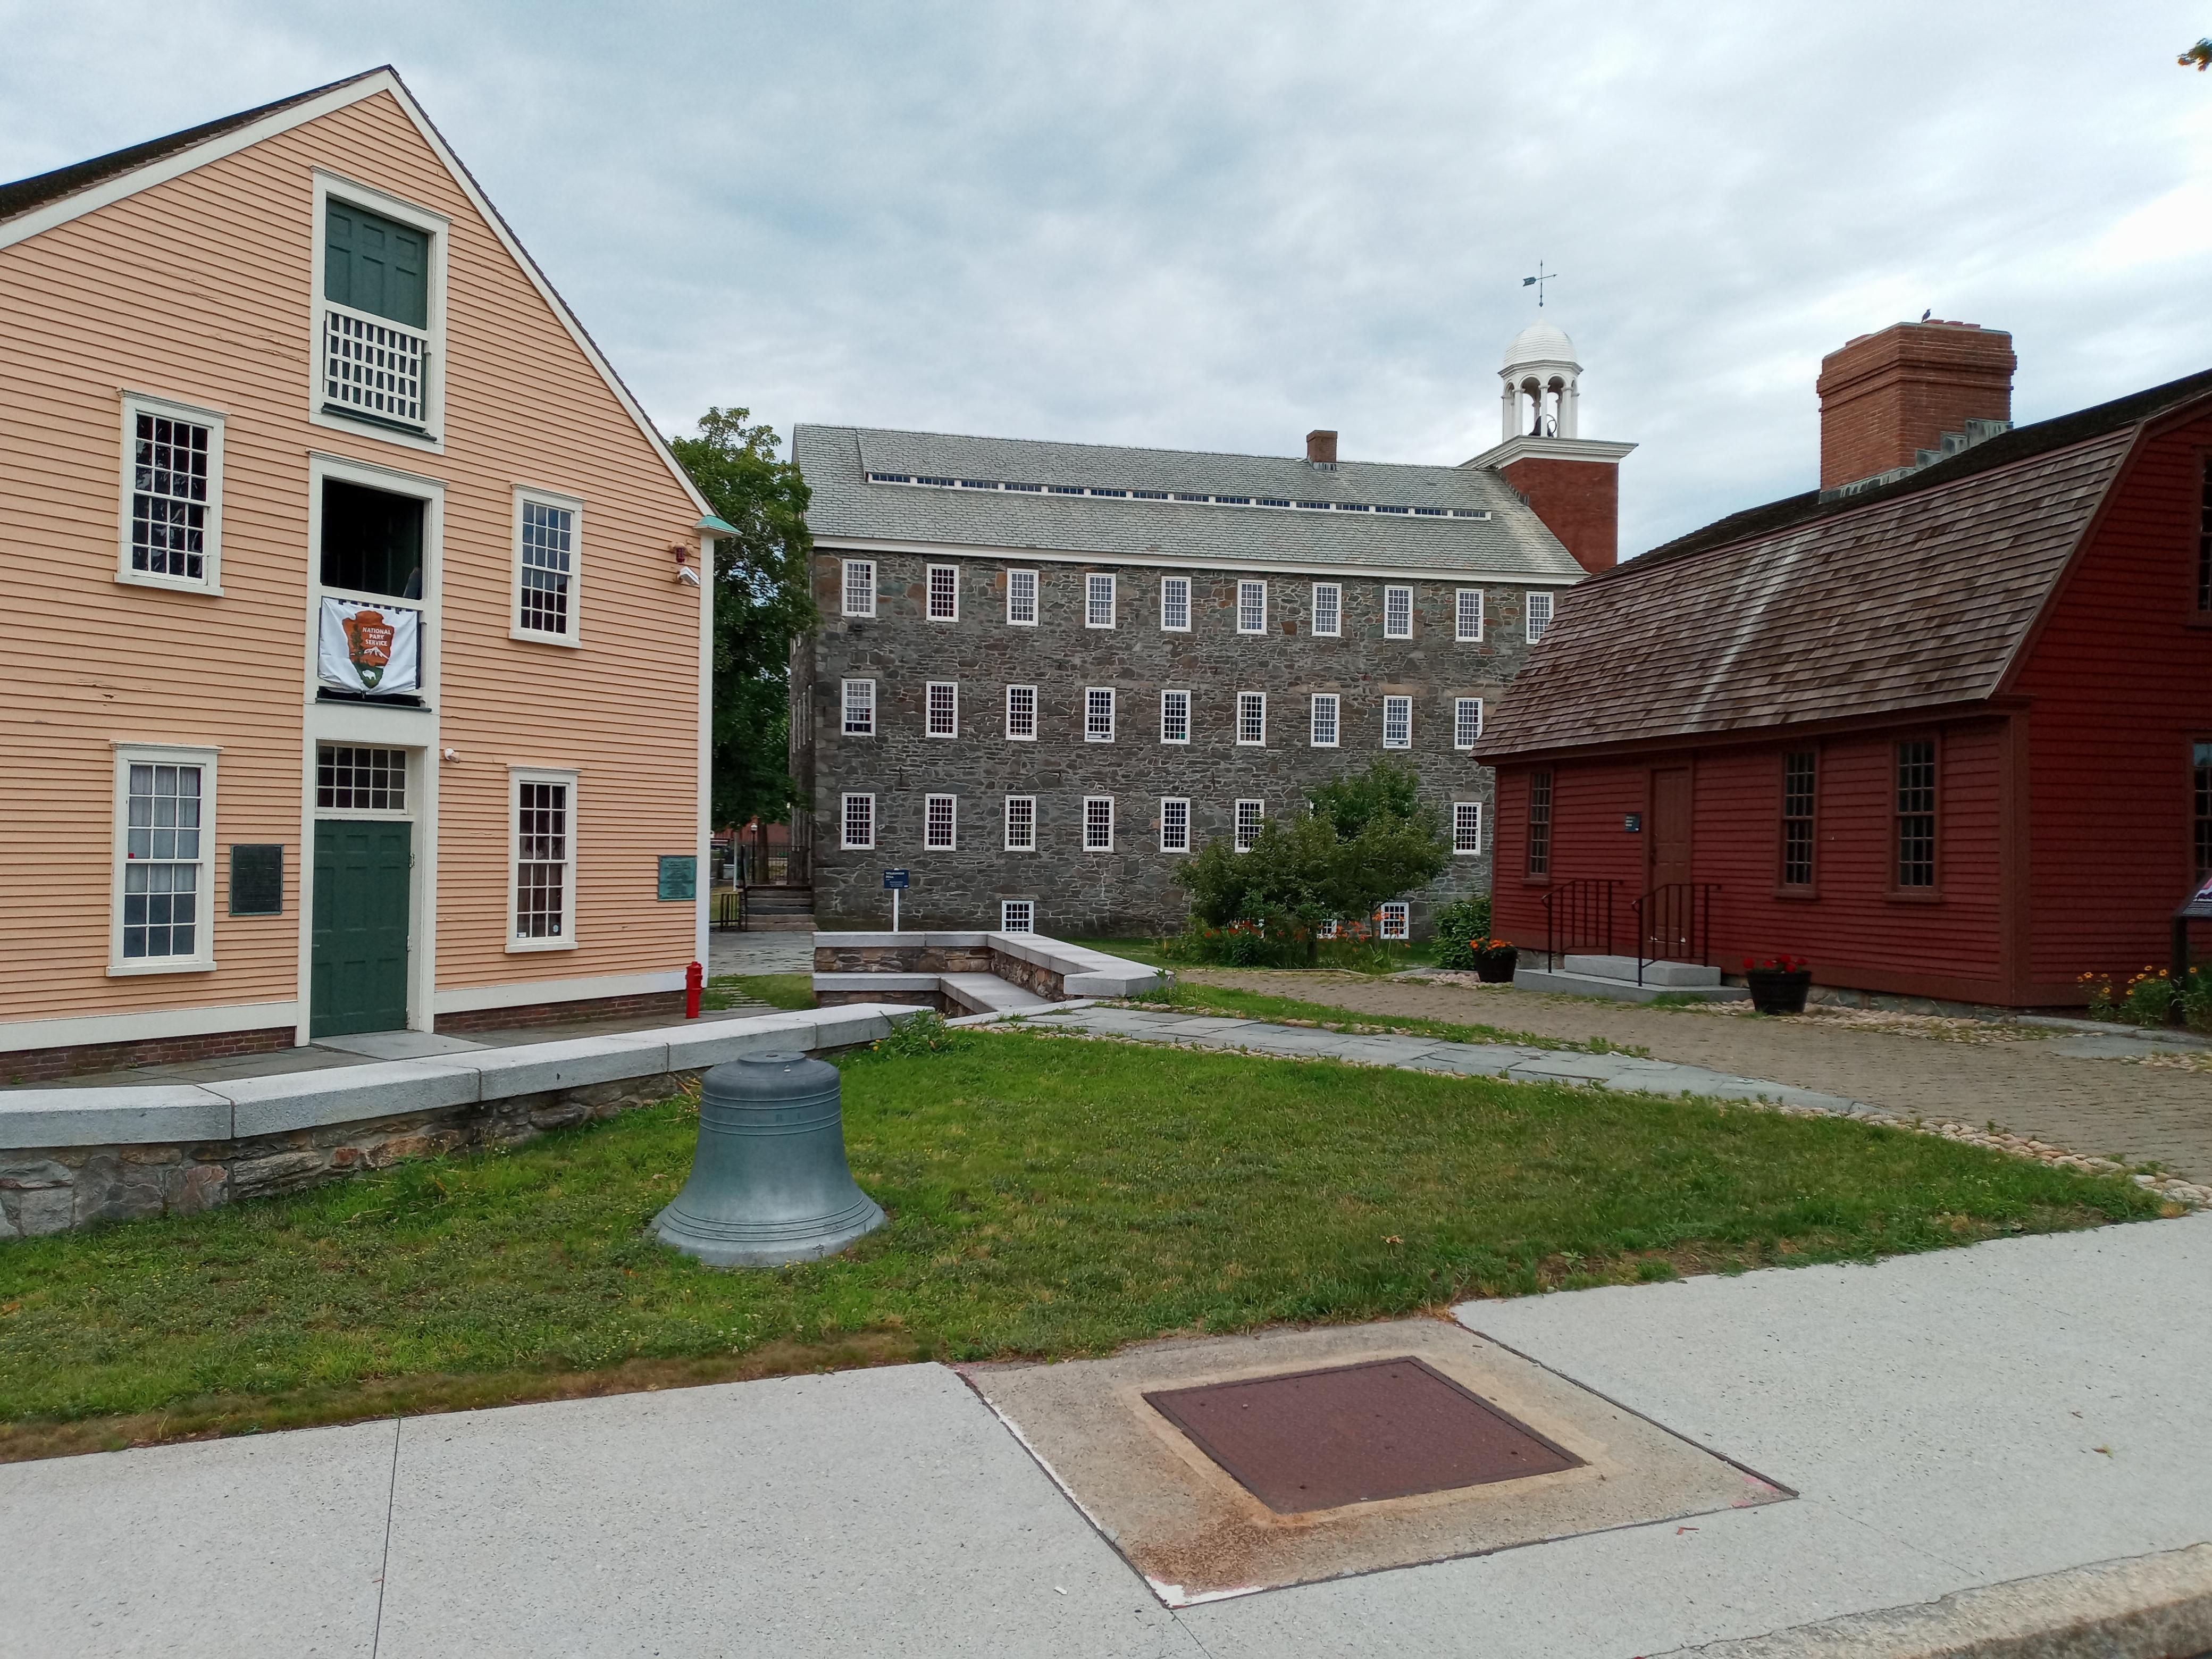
left=324, top=200, right=429, bottom=328
left=311, top=820, right=412, bottom=1038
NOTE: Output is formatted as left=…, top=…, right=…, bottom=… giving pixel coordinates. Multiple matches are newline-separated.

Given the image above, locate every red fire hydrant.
left=684, top=960, right=703, bottom=1020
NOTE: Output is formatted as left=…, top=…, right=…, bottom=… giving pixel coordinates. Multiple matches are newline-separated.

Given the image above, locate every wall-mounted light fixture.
left=675, top=514, right=736, bottom=588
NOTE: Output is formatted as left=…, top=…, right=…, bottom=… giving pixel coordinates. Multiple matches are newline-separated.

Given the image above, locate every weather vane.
left=1522, top=261, right=1557, bottom=307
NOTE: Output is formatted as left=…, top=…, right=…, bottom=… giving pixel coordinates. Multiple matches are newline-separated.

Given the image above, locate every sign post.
left=883, top=868, right=910, bottom=933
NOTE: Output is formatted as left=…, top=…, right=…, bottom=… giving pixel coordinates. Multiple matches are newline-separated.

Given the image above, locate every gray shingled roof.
left=1476, top=423, right=2144, bottom=760
left=795, top=424, right=1587, bottom=580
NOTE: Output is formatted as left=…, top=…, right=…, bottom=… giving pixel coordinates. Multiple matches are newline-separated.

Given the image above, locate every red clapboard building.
left=1477, top=320, right=2212, bottom=1009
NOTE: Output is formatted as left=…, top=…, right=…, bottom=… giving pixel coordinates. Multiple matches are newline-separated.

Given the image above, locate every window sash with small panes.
left=1086, top=688, right=1116, bottom=742
left=1161, top=576, right=1191, bottom=631
left=843, top=680, right=875, bottom=735
left=1235, top=798, right=1264, bottom=851
left=842, top=559, right=876, bottom=617
left=1526, top=591, right=1554, bottom=642
left=1781, top=752, right=1817, bottom=887
left=1527, top=770, right=1553, bottom=876
left=1311, top=693, right=1339, bottom=747
left=1084, top=797, right=1115, bottom=850
left=927, top=682, right=958, bottom=738
left=1311, top=582, right=1341, bottom=636
left=1001, top=900, right=1035, bottom=933
left=1455, top=589, right=1484, bottom=642
left=124, top=400, right=220, bottom=589
left=1161, top=689, right=1191, bottom=743
left=842, top=793, right=875, bottom=850
left=927, top=565, right=959, bottom=621
left=925, top=794, right=957, bottom=849
left=1006, top=684, right=1038, bottom=740
left=318, top=745, right=407, bottom=811
left=514, top=495, right=578, bottom=640
left=1384, top=586, right=1413, bottom=639
left=1237, top=581, right=1267, bottom=634
left=1453, top=802, right=1482, bottom=855
left=1894, top=741, right=1937, bottom=889
left=1086, top=574, right=1116, bottom=628
left=1378, top=902, right=1410, bottom=940
left=513, top=777, right=573, bottom=943
left=1005, top=795, right=1037, bottom=851
left=1237, top=693, right=1266, bottom=745
left=1007, top=568, right=1038, bottom=625
left=1454, top=698, right=1483, bottom=750
left=119, top=758, right=207, bottom=963
left=1382, top=696, right=1412, bottom=749
left=1160, top=797, right=1191, bottom=852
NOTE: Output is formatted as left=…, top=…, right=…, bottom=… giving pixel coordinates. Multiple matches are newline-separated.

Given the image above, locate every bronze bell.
left=652, top=1050, right=886, bottom=1267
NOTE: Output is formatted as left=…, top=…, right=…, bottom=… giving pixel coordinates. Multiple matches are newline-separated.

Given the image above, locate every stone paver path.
left=1184, top=971, right=2212, bottom=1182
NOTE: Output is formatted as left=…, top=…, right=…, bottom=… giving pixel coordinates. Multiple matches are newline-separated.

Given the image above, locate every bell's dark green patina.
left=652, top=1051, right=886, bottom=1268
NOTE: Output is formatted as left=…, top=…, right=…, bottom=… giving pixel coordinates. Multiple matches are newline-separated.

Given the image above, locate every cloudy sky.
left=5, top=2, right=2207, bottom=552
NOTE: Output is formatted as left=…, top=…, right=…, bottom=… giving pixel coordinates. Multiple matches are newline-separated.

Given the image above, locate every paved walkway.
left=1185, top=971, right=2212, bottom=1182
left=707, top=930, right=814, bottom=977
left=5, top=1213, right=2206, bottom=1657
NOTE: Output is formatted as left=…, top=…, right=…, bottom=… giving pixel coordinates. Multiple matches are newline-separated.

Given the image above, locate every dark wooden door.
left=311, top=819, right=411, bottom=1038
left=1645, top=767, right=1696, bottom=958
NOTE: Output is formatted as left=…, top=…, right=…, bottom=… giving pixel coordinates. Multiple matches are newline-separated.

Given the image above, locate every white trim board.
left=0, top=1000, right=303, bottom=1056
left=809, top=538, right=1586, bottom=587
left=433, top=969, right=686, bottom=1016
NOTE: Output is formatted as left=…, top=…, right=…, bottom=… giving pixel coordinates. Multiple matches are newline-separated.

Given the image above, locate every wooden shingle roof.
left=1477, top=371, right=2212, bottom=761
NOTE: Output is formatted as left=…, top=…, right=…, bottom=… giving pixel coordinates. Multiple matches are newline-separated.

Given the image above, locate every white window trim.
left=1160, top=688, right=1191, bottom=744
left=1237, top=579, right=1268, bottom=635
left=1453, top=801, right=1485, bottom=856
left=927, top=563, right=960, bottom=623
left=1382, top=695, right=1413, bottom=750
left=305, top=450, right=445, bottom=708
left=926, top=681, right=959, bottom=739
left=1086, top=572, right=1117, bottom=629
left=1455, top=588, right=1485, bottom=643
left=1378, top=901, right=1410, bottom=940
left=1086, top=686, right=1116, bottom=743
left=1454, top=697, right=1484, bottom=751
left=1001, top=899, right=1035, bottom=932
left=116, top=391, right=225, bottom=595
left=1005, top=684, right=1038, bottom=742
left=1384, top=585, right=1414, bottom=640
left=1160, top=575, right=1192, bottom=632
left=842, top=558, right=877, bottom=618
left=1528, top=590, right=1555, bottom=643
left=506, top=765, right=580, bottom=954
left=925, top=792, right=958, bottom=850
left=1310, top=581, right=1341, bottom=638
left=1160, top=796, right=1192, bottom=853
left=508, top=483, right=585, bottom=647
left=1004, top=794, right=1037, bottom=851
left=841, top=792, right=876, bottom=850
left=1310, top=692, right=1339, bottom=749
left=109, top=742, right=219, bottom=976
left=1006, top=567, right=1038, bottom=626
left=1237, top=691, right=1267, bottom=747
left=1234, top=798, right=1264, bottom=852
left=307, top=169, right=450, bottom=454
left=842, top=678, right=876, bottom=736
left=1083, top=795, right=1115, bottom=852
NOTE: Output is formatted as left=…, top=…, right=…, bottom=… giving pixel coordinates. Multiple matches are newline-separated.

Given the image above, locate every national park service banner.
left=318, top=597, right=421, bottom=693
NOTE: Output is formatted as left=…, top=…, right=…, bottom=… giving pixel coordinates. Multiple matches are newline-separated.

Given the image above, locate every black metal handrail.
left=1633, top=883, right=1719, bottom=985
left=713, top=888, right=745, bottom=933
left=1540, top=879, right=1620, bottom=968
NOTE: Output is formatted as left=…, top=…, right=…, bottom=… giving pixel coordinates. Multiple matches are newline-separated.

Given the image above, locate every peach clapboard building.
left=0, top=68, right=721, bottom=1080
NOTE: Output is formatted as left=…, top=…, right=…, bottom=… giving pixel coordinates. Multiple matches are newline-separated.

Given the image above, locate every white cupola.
left=1499, top=319, right=1581, bottom=441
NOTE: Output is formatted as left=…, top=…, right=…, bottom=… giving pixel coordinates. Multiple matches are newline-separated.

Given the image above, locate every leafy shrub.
left=2183, top=966, right=2212, bottom=1032
left=867, top=1010, right=975, bottom=1058
left=1431, top=895, right=1494, bottom=970
left=2119, top=967, right=2178, bottom=1027
left=2078, top=971, right=2116, bottom=1020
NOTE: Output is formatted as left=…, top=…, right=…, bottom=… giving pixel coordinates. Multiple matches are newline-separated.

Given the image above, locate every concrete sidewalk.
left=4, top=1214, right=2209, bottom=1657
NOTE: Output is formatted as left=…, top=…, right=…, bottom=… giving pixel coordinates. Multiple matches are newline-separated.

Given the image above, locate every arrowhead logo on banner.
left=343, top=608, right=396, bottom=687
left=319, top=597, right=421, bottom=694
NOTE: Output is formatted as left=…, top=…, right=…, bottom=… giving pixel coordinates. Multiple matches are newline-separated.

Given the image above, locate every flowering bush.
left=1742, top=954, right=1809, bottom=974
left=2120, top=966, right=2179, bottom=1027
left=1430, top=896, right=1493, bottom=970
left=2077, top=971, right=2117, bottom=1020
left=1469, top=935, right=1517, bottom=958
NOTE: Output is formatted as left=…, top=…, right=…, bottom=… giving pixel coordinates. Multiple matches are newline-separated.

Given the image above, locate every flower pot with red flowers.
left=1470, top=936, right=1520, bottom=983
left=1742, top=955, right=1812, bottom=1014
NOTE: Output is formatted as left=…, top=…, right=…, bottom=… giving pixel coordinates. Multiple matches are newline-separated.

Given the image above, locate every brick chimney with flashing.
left=1817, top=321, right=2016, bottom=492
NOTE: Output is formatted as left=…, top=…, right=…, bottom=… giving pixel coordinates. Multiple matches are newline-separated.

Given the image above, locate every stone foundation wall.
left=437, top=991, right=686, bottom=1035
left=1, top=1025, right=297, bottom=1087
left=991, top=953, right=1066, bottom=999
left=816, top=987, right=944, bottom=1012
left=812, top=944, right=996, bottom=974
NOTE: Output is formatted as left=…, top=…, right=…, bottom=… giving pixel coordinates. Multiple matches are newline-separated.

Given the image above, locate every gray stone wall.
left=799, top=550, right=1560, bottom=935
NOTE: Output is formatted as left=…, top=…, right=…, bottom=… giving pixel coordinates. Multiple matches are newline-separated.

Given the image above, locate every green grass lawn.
left=1111, top=979, right=1638, bottom=1054
left=0, top=1032, right=2164, bottom=1459
left=704, top=973, right=815, bottom=1011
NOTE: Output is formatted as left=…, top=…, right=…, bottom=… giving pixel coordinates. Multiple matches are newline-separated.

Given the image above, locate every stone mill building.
left=787, top=321, right=1635, bottom=935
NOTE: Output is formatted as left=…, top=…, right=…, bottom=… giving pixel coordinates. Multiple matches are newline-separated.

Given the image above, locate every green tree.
left=668, top=408, right=817, bottom=828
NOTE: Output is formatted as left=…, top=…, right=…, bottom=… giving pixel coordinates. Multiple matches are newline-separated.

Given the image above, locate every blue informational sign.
left=883, top=869, right=911, bottom=890
left=1623, top=813, right=1643, bottom=833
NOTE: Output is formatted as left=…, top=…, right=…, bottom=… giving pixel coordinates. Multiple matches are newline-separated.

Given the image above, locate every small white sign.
left=318, top=597, right=421, bottom=693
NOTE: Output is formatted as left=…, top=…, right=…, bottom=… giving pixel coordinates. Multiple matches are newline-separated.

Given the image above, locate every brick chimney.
left=1817, top=321, right=2015, bottom=491
left=1305, top=429, right=1338, bottom=466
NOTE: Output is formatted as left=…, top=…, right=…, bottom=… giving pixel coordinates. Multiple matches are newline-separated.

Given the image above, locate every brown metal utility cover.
left=1144, top=1356, right=1582, bottom=1513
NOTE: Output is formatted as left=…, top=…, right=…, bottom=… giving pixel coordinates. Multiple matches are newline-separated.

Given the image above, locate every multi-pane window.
left=1086, top=687, right=1116, bottom=742
left=1382, top=696, right=1412, bottom=749
left=1384, top=586, right=1413, bottom=639
left=1007, top=567, right=1038, bottom=625
left=317, top=745, right=405, bottom=809
left=1084, top=795, right=1115, bottom=851
left=2198, top=462, right=2212, bottom=611
left=1782, top=751, right=1817, bottom=887
left=1453, top=802, right=1483, bottom=855
left=1454, top=697, right=1484, bottom=750
left=927, top=564, right=959, bottom=621
left=1161, top=575, right=1191, bottom=631
left=926, top=681, right=958, bottom=738
left=842, top=679, right=875, bottom=736
left=842, top=792, right=875, bottom=850
left=1235, top=798, right=1264, bottom=851
left=1001, top=899, right=1035, bottom=933
left=120, top=760, right=205, bottom=961
left=1006, top=684, right=1038, bottom=740
left=2196, top=742, right=2212, bottom=884
left=1086, top=573, right=1117, bottom=628
left=1895, top=740, right=1937, bottom=888
left=1161, top=689, right=1191, bottom=743
left=1311, top=583, right=1342, bottom=637
left=127, top=408, right=216, bottom=584
left=1455, top=589, right=1484, bottom=642
left=1237, top=580, right=1268, bottom=634
left=1004, top=794, right=1037, bottom=851
left=925, top=793, right=957, bottom=850
left=1527, top=770, right=1553, bottom=876
left=1378, top=902, right=1410, bottom=940
left=842, top=559, right=876, bottom=617
left=514, top=779, right=571, bottom=940
left=1160, top=797, right=1191, bottom=852
left=1237, top=692, right=1266, bottom=745
left=516, top=498, right=576, bottom=636
left=1527, top=591, right=1555, bottom=642
left=1310, top=693, right=1339, bottom=747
